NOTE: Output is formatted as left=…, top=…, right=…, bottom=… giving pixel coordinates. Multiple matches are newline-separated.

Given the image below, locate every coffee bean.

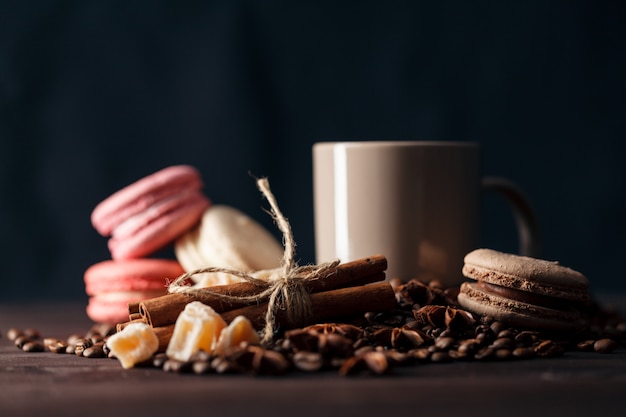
left=494, top=348, right=513, bottom=360
left=44, top=338, right=68, bottom=354
left=497, top=329, right=517, bottom=339
left=576, top=339, right=596, bottom=352
left=491, top=337, right=514, bottom=350
left=293, top=351, right=324, bottom=372
left=430, top=351, right=451, bottom=363
left=192, top=360, right=213, bottom=375
left=362, top=351, right=390, bottom=375
left=457, top=338, right=480, bottom=355
left=22, top=341, right=44, bottom=352
left=411, top=348, right=431, bottom=361
left=7, top=328, right=23, bottom=341
left=593, top=338, right=618, bottom=353
left=515, top=331, right=540, bottom=346
left=73, top=338, right=93, bottom=356
left=83, top=342, right=106, bottom=358
left=163, top=359, right=192, bottom=373
left=534, top=340, right=564, bottom=358
left=512, top=347, right=534, bottom=359
left=474, top=347, right=494, bottom=361
left=23, top=328, right=40, bottom=339
left=14, top=335, right=32, bottom=349
left=489, top=321, right=506, bottom=335
left=434, top=336, right=456, bottom=351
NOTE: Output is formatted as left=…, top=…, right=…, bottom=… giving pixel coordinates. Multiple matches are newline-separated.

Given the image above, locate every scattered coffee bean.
left=430, top=351, right=452, bottom=363
left=494, top=348, right=513, bottom=360
left=14, top=335, right=32, bottom=349
left=576, top=339, right=596, bottom=352
left=534, top=340, right=564, bottom=358
left=512, top=347, right=534, bottom=359
left=83, top=342, right=106, bottom=358
left=23, top=328, right=41, bottom=339
left=293, top=351, right=324, bottom=372
left=22, top=341, right=44, bottom=352
left=7, top=328, right=23, bottom=341
left=434, top=336, right=456, bottom=351
left=491, top=337, right=514, bottom=350
left=593, top=338, right=618, bottom=353
left=192, top=360, right=212, bottom=375
left=163, top=359, right=192, bottom=373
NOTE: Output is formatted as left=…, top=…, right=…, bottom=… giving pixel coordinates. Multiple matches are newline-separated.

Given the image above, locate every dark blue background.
left=1, top=1, right=625, bottom=301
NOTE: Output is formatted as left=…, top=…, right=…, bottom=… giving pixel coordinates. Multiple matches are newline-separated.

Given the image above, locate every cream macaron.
left=174, top=205, right=284, bottom=286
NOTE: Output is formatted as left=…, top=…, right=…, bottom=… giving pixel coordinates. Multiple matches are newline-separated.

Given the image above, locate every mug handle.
left=481, top=177, right=542, bottom=258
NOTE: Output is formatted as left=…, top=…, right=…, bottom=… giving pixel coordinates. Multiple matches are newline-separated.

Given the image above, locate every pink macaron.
left=91, top=165, right=210, bottom=259
left=84, top=259, right=185, bottom=324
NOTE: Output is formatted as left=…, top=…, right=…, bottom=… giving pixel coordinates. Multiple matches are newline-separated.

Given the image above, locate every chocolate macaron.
left=457, top=248, right=590, bottom=331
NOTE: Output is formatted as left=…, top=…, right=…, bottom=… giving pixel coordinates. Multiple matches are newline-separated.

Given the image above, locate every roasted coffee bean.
left=338, top=356, right=367, bottom=376
left=22, top=341, right=44, bottom=352
left=23, top=328, right=40, bottom=339
left=7, top=328, right=23, bottom=341
left=447, top=349, right=467, bottom=360
left=497, top=329, right=517, bottom=339
left=514, top=331, right=540, bottom=346
left=534, top=340, right=564, bottom=358
left=512, top=347, right=534, bottom=359
left=148, top=353, right=166, bottom=368
left=73, top=338, right=93, bottom=356
left=489, top=321, right=506, bottom=335
left=576, top=339, right=596, bottom=352
left=593, top=338, right=618, bottom=353
left=293, top=351, right=324, bottom=372
left=385, top=349, right=412, bottom=366
left=494, top=348, right=513, bottom=360
left=362, top=351, right=390, bottom=375
left=411, top=348, right=431, bottom=361
left=430, top=351, right=452, bottom=363
left=14, top=335, right=33, bottom=349
left=434, top=336, right=456, bottom=351
left=475, top=332, right=492, bottom=346
left=192, top=360, right=213, bottom=375
left=457, top=338, right=480, bottom=355
left=491, top=337, right=514, bottom=350
left=474, top=347, right=495, bottom=361
left=83, top=342, right=106, bottom=358
left=45, top=339, right=68, bottom=354
left=163, top=359, right=192, bottom=373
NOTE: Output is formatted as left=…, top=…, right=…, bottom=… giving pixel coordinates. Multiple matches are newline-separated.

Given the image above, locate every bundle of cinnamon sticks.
left=117, top=255, right=395, bottom=351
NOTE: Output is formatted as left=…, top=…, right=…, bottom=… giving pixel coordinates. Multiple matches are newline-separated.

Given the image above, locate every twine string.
left=167, top=177, right=340, bottom=343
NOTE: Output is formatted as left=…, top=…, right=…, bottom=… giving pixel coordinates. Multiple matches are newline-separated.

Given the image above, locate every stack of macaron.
left=85, top=165, right=284, bottom=324
left=457, top=248, right=590, bottom=332
left=86, top=165, right=210, bottom=324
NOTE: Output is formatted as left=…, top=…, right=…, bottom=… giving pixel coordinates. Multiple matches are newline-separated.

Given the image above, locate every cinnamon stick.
left=220, top=281, right=396, bottom=331
left=140, top=255, right=387, bottom=328
left=153, top=325, right=175, bottom=352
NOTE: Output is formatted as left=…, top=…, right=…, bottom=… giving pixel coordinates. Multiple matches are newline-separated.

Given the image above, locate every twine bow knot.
left=167, top=177, right=339, bottom=343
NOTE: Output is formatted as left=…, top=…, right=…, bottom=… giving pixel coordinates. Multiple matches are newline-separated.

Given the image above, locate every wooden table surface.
left=1, top=300, right=625, bottom=417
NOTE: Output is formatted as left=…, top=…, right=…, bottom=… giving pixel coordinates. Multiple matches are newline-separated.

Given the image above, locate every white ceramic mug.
left=313, top=141, right=540, bottom=286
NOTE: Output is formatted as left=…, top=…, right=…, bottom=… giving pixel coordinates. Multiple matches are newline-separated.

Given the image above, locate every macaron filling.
left=475, top=281, right=577, bottom=311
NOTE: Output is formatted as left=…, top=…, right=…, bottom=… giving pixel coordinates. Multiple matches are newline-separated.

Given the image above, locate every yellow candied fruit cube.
left=106, top=322, right=159, bottom=369
left=214, top=315, right=260, bottom=356
left=165, top=301, right=227, bottom=362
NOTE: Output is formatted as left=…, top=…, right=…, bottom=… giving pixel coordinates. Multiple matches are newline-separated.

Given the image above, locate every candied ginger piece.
left=214, top=315, right=260, bottom=355
left=106, top=322, right=158, bottom=369
left=166, top=301, right=227, bottom=362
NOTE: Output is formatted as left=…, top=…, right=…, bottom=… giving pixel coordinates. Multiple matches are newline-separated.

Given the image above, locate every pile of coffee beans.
left=5, top=278, right=625, bottom=376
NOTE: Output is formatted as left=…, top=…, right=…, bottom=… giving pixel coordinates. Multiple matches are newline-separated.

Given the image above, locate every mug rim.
left=313, top=140, right=479, bottom=149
